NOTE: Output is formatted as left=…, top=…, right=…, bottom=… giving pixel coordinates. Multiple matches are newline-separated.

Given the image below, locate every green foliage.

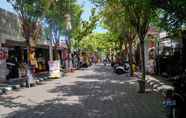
left=72, top=8, right=100, bottom=49
left=121, top=0, right=156, bottom=40
left=79, top=32, right=117, bottom=54
left=42, top=0, right=82, bottom=48
left=154, top=0, right=186, bottom=34
left=7, top=0, right=49, bottom=43
left=96, top=0, right=137, bottom=58
left=91, top=0, right=156, bottom=81
left=7, top=0, right=43, bottom=20
left=45, top=0, right=82, bottom=31
left=154, top=0, right=186, bottom=21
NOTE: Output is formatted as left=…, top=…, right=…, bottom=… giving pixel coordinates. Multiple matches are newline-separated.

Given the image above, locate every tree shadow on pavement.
left=5, top=80, right=165, bottom=118
left=93, top=64, right=112, bottom=73
left=5, top=98, right=89, bottom=118
left=0, top=95, right=29, bottom=109
left=4, top=65, right=166, bottom=118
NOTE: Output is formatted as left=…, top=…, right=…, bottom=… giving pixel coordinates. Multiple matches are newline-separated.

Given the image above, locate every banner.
left=48, top=60, right=61, bottom=78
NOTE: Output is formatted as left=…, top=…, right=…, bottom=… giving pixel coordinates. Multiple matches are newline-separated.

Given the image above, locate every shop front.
left=3, top=40, right=28, bottom=80
left=35, top=47, right=49, bottom=73
left=0, top=7, right=30, bottom=81
left=2, top=41, right=51, bottom=80
left=0, top=8, right=55, bottom=81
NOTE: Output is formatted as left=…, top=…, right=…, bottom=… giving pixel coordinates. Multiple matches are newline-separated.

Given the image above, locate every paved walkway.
left=0, top=64, right=166, bottom=118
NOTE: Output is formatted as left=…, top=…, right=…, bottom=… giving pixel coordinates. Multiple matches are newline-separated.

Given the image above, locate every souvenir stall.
left=3, top=41, right=27, bottom=80
left=35, top=48, right=49, bottom=73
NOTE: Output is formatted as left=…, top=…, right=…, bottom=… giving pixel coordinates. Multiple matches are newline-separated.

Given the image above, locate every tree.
left=120, top=0, right=156, bottom=92
left=154, top=0, right=186, bottom=24
left=7, top=0, right=56, bottom=73
left=72, top=8, right=100, bottom=50
left=80, top=32, right=117, bottom=57
left=43, top=0, right=82, bottom=62
left=154, top=0, right=186, bottom=70
left=99, top=0, right=137, bottom=76
left=91, top=0, right=156, bottom=92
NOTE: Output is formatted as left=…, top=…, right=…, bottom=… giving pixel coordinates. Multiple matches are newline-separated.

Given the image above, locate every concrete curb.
left=134, top=72, right=174, bottom=95
left=0, top=76, right=49, bottom=95
left=0, top=69, right=79, bottom=95
left=1, top=86, right=13, bottom=93
left=146, top=75, right=174, bottom=95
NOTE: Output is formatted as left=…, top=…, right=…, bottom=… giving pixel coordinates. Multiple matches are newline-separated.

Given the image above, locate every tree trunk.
left=128, top=40, right=133, bottom=76
left=138, top=37, right=146, bottom=93
left=119, top=39, right=123, bottom=57
left=182, top=30, right=186, bottom=71
left=66, top=33, right=72, bottom=71
left=49, top=41, right=53, bottom=61
left=140, top=39, right=146, bottom=80
left=53, top=46, right=58, bottom=60
left=124, top=42, right=128, bottom=59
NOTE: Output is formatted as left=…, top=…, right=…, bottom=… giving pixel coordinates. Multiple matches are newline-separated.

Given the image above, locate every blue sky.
left=0, top=0, right=107, bottom=33
left=0, top=0, right=15, bottom=13
left=77, top=0, right=93, bottom=21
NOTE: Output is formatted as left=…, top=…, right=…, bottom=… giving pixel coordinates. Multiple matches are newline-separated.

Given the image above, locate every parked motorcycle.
left=113, top=62, right=130, bottom=74
left=163, top=72, right=186, bottom=118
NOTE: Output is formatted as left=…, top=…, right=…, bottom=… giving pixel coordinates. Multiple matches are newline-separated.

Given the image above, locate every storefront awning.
left=4, top=39, right=26, bottom=47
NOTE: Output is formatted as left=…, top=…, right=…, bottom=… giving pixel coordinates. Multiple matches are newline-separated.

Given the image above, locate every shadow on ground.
left=4, top=65, right=166, bottom=118
left=0, top=95, right=29, bottom=109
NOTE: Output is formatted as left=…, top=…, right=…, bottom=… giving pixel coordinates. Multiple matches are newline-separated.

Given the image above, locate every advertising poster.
left=48, top=60, right=61, bottom=78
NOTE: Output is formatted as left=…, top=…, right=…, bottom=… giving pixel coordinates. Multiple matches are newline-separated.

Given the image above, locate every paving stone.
left=0, top=65, right=166, bottom=118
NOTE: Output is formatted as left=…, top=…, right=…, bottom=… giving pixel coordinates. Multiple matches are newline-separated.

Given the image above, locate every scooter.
left=113, top=62, right=130, bottom=74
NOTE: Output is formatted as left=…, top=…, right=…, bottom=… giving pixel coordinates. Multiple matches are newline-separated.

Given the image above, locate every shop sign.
left=0, top=47, right=8, bottom=64
left=48, top=60, right=61, bottom=78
